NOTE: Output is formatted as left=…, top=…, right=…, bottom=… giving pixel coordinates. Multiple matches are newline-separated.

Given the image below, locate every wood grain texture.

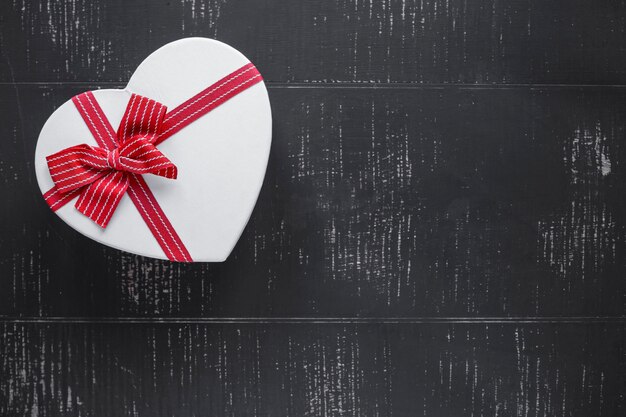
left=1, top=322, right=624, bottom=417
left=1, top=85, right=625, bottom=318
left=1, top=0, right=626, bottom=84
left=2, top=1, right=625, bottom=415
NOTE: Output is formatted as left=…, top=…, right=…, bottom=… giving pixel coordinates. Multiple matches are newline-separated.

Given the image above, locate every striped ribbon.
left=42, top=62, right=263, bottom=262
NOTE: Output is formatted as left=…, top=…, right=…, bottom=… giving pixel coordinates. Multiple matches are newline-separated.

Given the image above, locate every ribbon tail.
left=152, top=164, right=178, bottom=179
left=44, top=186, right=83, bottom=212
left=75, top=171, right=130, bottom=228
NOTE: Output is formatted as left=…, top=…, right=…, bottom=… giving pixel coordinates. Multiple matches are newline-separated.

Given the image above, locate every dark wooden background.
left=1, top=1, right=625, bottom=416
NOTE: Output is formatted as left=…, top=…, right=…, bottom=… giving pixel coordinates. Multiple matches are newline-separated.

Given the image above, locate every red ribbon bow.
left=43, top=62, right=263, bottom=262
left=46, top=96, right=177, bottom=228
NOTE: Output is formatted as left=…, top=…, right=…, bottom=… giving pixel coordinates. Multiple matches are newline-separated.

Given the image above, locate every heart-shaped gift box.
left=34, top=38, right=272, bottom=262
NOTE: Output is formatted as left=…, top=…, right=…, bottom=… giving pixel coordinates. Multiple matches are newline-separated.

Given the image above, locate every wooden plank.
left=1, top=85, right=625, bottom=318
left=1, top=322, right=624, bottom=416
left=1, top=1, right=625, bottom=84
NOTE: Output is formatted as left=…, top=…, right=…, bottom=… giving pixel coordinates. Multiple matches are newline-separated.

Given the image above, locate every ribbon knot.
left=45, top=95, right=177, bottom=228
left=106, top=147, right=120, bottom=170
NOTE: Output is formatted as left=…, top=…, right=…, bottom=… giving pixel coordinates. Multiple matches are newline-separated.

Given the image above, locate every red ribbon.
left=42, top=63, right=263, bottom=262
left=46, top=96, right=177, bottom=228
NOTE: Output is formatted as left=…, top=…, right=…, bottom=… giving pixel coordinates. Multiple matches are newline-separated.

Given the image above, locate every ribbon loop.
left=118, top=95, right=167, bottom=144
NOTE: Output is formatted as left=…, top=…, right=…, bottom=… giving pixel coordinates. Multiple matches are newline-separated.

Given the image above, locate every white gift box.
left=34, top=38, right=272, bottom=262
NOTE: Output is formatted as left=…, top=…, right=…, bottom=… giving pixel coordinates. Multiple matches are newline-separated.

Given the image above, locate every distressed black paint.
left=1, top=85, right=625, bottom=318
left=0, top=0, right=625, bottom=416
left=1, top=322, right=625, bottom=416
left=1, top=1, right=626, bottom=84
